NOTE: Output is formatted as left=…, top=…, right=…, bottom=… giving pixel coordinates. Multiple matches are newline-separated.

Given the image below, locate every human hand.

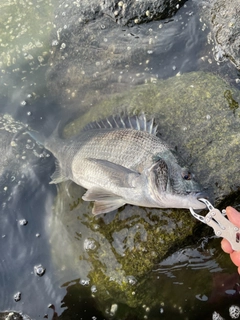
left=221, top=206, right=240, bottom=274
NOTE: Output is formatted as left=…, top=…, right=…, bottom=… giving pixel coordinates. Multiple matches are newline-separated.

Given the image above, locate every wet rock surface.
left=0, top=312, right=31, bottom=320
left=211, top=0, right=240, bottom=70
left=47, top=0, right=188, bottom=108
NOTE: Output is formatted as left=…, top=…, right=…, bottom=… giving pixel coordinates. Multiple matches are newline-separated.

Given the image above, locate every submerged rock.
left=0, top=311, right=31, bottom=320
left=49, top=71, right=240, bottom=310
left=211, top=0, right=240, bottom=70
left=47, top=0, right=188, bottom=108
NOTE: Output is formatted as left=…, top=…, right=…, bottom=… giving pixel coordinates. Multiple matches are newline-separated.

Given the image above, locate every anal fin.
left=82, top=188, right=126, bottom=215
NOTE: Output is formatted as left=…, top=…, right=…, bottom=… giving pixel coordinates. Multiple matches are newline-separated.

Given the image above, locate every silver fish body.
left=36, top=114, right=206, bottom=214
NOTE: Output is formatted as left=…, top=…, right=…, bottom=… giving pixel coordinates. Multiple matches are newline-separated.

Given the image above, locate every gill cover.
left=149, top=158, right=169, bottom=192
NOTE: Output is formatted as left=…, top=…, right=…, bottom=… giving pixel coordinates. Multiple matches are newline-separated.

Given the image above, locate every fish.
left=29, top=114, right=206, bottom=215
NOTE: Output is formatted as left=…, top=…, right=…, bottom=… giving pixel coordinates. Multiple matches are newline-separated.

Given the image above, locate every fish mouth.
left=183, top=191, right=209, bottom=209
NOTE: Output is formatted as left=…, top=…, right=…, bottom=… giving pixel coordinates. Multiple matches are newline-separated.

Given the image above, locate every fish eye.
left=182, top=171, right=192, bottom=180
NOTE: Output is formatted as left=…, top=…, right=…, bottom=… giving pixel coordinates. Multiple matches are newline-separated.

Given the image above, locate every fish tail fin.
left=46, top=121, right=62, bottom=146
left=27, top=121, right=61, bottom=148
left=27, top=129, right=46, bottom=146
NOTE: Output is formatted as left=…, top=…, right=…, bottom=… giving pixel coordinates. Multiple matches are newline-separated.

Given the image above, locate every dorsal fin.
left=82, top=113, right=158, bottom=135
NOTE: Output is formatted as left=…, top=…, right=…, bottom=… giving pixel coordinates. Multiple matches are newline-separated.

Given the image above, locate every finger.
left=225, top=206, right=240, bottom=227
left=221, top=238, right=234, bottom=253
left=230, top=251, right=240, bottom=267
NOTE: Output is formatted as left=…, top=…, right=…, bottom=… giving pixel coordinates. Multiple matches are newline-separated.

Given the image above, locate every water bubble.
left=229, top=305, right=240, bottom=319
left=206, top=114, right=211, bottom=120
left=3, top=186, right=8, bottom=191
left=110, top=304, right=118, bottom=316
left=146, top=10, right=150, bottom=17
left=34, top=264, right=46, bottom=277
left=19, top=219, right=28, bottom=226
left=147, top=50, right=153, bottom=54
left=84, top=238, right=97, bottom=251
left=52, top=40, right=59, bottom=46
left=21, top=101, right=27, bottom=106
left=196, top=294, right=208, bottom=301
left=172, top=65, right=176, bottom=70
left=160, top=308, right=164, bottom=314
left=26, top=143, right=34, bottom=150
left=36, top=233, right=40, bottom=237
left=60, top=43, right=66, bottom=50
left=80, top=279, right=90, bottom=286
left=38, top=56, right=44, bottom=63
left=91, top=285, right=97, bottom=293
left=14, top=292, right=21, bottom=302
left=27, top=93, right=32, bottom=98
left=27, top=111, right=32, bottom=116
left=127, top=276, right=137, bottom=285
left=212, top=311, right=224, bottom=320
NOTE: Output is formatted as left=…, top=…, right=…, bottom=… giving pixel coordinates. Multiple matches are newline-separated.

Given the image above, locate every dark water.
left=0, top=0, right=240, bottom=319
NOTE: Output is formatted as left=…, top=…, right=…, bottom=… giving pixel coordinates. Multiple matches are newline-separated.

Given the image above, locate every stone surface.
left=47, top=0, right=187, bottom=108
left=211, top=0, right=240, bottom=70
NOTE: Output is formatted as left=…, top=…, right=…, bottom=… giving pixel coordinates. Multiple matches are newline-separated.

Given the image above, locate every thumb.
left=225, top=206, right=240, bottom=228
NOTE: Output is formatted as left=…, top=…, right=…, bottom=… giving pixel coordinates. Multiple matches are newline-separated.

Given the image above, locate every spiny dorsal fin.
left=82, top=113, right=158, bottom=135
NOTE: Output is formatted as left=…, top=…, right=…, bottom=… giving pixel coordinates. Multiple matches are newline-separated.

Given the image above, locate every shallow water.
left=0, top=0, right=240, bottom=319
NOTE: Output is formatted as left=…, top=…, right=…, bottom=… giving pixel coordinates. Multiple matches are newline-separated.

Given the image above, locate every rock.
left=47, top=0, right=187, bottom=108
left=0, top=312, right=31, bottom=320
left=211, top=0, right=240, bottom=70
left=48, top=71, right=240, bottom=310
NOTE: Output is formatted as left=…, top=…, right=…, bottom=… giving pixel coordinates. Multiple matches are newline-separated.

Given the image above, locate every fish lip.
left=196, top=191, right=209, bottom=201
left=186, top=191, right=209, bottom=200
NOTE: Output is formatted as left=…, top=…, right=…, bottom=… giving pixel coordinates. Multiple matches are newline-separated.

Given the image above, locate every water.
left=0, top=0, right=240, bottom=319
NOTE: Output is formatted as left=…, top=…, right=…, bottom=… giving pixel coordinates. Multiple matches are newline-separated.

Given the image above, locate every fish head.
left=146, top=154, right=206, bottom=209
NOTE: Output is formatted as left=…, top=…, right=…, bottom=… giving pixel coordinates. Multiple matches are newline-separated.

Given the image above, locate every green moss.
left=224, top=89, right=239, bottom=115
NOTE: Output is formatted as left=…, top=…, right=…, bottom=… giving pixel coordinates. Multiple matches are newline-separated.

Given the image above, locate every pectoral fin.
left=82, top=188, right=126, bottom=215
left=87, top=158, right=140, bottom=188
